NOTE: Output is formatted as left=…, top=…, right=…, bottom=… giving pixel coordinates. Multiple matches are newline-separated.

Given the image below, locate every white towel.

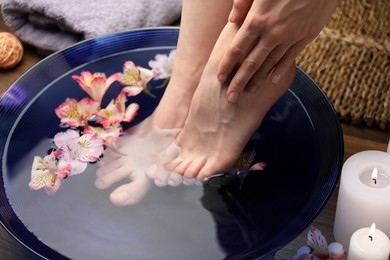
left=2, top=0, right=182, bottom=53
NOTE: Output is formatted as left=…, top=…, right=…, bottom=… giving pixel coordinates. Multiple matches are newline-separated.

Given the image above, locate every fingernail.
left=228, top=91, right=240, bottom=103
left=218, top=73, right=227, bottom=83
left=248, top=85, right=258, bottom=93
left=272, top=73, right=281, bottom=84
left=228, top=10, right=236, bottom=23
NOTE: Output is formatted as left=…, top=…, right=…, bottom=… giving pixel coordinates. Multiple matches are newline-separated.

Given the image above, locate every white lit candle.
left=334, top=140, right=390, bottom=251
left=348, top=223, right=390, bottom=260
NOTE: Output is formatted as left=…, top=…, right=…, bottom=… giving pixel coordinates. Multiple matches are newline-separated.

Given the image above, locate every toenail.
left=155, top=179, right=165, bottom=187
left=195, top=180, right=203, bottom=186
left=228, top=91, right=240, bottom=103
left=168, top=178, right=180, bottom=187
left=168, top=179, right=175, bottom=186
left=112, top=192, right=128, bottom=203
left=183, top=177, right=196, bottom=186
left=95, top=179, right=105, bottom=189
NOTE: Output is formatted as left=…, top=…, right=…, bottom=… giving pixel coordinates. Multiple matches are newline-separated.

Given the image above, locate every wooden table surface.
left=1, top=14, right=389, bottom=260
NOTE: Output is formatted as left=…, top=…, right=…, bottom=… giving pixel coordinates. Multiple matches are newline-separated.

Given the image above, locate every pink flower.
left=293, top=246, right=319, bottom=260
left=293, top=227, right=345, bottom=260
left=76, top=134, right=104, bottom=162
left=83, top=126, right=122, bottom=146
left=72, top=71, right=120, bottom=104
left=119, top=61, right=153, bottom=96
left=148, top=50, right=176, bottom=79
left=327, top=242, right=345, bottom=260
left=249, top=162, right=267, bottom=171
left=29, top=153, right=61, bottom=195
left=97, top=92, right=139, bottom=128
left=54, top=129, right=80, bottom=154
left=308, top=227, right=329, bottom=258
left=57, top=160, right=71, bottom=179
left=54, top=129, right=104, bottom=163
left=121, top=86, right=144, bottom=97
left=55, top=97, right=99, bottom=127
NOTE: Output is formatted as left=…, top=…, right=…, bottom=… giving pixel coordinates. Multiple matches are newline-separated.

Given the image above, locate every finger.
left=244, top=44, right=289, bottom=93
left=270, top=41, right=307, bottom=85
left=246, top=58, right=296, bottom=97
left=226, top=43, right=280, bottom=100
left=217, top=23, right=261, bottom=84
left=229, top=0, right=253, bottom=23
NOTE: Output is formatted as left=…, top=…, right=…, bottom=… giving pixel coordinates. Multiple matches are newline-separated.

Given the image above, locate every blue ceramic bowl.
left=0, top=27, right=343, bottom=259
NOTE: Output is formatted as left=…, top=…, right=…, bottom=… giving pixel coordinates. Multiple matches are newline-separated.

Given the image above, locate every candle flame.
left=369, top=223, right=376, bottom=240
left=372, top=168, right=378, bottom=184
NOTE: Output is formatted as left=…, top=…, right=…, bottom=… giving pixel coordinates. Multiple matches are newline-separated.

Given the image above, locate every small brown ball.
left=0, top=32, right=24, bottom=69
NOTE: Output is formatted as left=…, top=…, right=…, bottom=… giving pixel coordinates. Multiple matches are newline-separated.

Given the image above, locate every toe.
left=145, top=164, right=158, bottom=179
left=153, top=168, right=172, bottom=187
left=183, top=177, right=196, bottom=186
left=173, top=159, right=191, bottom=176
left=183, top=157, right=206, bottom=179
left=156, top=142, right=181, bottom=163
left=167, top=172, right=183, bottom=187
left=95, top=167, right=130, bottom=189
left=109, top=175, right=149, bottom=206
left=96, top=161, right=125, bottom=178
left=165, top=156, right=183, bottom=172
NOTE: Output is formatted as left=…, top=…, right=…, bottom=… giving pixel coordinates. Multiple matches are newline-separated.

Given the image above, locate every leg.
left=152, top=0, right=233, bottom=129
left=95, top=0, right=233, bottom=206
left=149, top=22, right=296, bottom=183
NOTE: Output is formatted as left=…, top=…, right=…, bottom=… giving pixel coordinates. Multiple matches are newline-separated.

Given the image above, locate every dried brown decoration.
left=0, top=32, right=23, bottom=69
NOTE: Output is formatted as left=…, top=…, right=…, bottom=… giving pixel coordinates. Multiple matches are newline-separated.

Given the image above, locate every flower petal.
left=307, top=227, right=329, bottom=255
left=55, top=98, right=84, bottom=127
left=249, top=162, right=267, bottom=171
left=44, top=178, right=61, bottom=195
left=76, top=134, right=104, bottom=162
left=327, top=242, right=345, bottom=259
left=54, top=129, right=80, bottom=152
left=123, top=103, right=139, bottom=123
left=122, top=86, right=143, bottom=96
left=29, top=154, right=58, bottom=190
left=292, top=246, right=317, bottom=260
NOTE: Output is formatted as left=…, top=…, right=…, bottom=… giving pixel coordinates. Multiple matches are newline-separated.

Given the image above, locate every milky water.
left=4, top=134, right=225, bottom=259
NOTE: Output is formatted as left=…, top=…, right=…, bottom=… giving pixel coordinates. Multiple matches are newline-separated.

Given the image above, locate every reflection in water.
left=202, top=175, right=267, bottom=259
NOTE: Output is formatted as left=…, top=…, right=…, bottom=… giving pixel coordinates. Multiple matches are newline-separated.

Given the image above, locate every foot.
left=146, top=23, right=296, bottom=183
left=95, top=118, right=180, bottom=206
left=96, top=49, right=207, bottom=205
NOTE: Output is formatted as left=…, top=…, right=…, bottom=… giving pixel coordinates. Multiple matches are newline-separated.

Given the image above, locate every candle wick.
left=373, top=178, right=377, bottom=184
left=369, top=235, right=373, bottom=241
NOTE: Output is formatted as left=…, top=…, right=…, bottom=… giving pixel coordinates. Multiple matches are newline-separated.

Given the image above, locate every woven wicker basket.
left=297, top=0, right=390, bottom=130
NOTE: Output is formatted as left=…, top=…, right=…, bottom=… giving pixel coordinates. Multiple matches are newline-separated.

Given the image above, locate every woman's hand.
left=219, top=0, right=339, bottom=103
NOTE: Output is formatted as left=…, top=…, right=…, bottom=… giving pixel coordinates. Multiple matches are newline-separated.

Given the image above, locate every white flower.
left=148, top=50, right=176, bottom=79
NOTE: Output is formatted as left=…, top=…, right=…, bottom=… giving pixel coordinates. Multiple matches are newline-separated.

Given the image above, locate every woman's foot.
left=95, top=118, right=180, bottom=206
left=146, top=23, right=296, bottom=183
left=95, top=0, right=233, bottom=205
